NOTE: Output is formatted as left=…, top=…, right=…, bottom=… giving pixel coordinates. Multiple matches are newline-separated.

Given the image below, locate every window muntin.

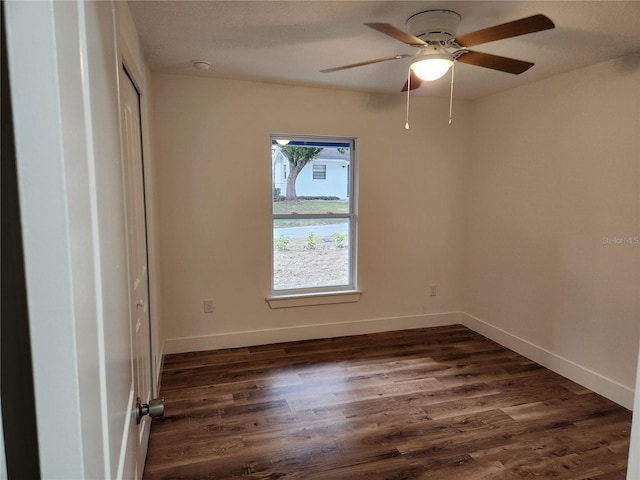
left=271, top=136, right=356, bottom=295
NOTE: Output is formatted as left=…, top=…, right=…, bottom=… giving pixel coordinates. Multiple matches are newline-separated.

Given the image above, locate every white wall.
left=463, top=54, right=640, bottom=408
left=152, top=74, right=469, bottom=351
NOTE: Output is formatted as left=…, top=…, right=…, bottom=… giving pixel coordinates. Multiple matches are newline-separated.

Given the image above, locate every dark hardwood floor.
left=143, top=324, right=632, bottom=479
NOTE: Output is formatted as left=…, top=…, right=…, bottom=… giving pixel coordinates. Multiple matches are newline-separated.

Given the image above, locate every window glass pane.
left=273, top=218, right=350, bottom=291
left=272, top=140, right=350, bottom=213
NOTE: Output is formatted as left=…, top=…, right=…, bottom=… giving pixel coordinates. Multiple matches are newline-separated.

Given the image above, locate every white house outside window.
left=270, top=135, right=357, bottom=296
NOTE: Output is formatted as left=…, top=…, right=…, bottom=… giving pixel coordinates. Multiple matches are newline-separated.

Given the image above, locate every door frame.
left=4, top=1, right=157, bottom=477
left=5, top=1, right=110, bottom=477
left=1, top=3, right=40, bottom=476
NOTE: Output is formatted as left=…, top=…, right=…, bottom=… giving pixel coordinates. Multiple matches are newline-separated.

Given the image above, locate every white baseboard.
left=160, top=310, right=634, bottom=409
left=154, top=342, right=164, bottom=395
left=162, top=312, right=460, bottom=356
left=460, top=312, right=635, bottom=409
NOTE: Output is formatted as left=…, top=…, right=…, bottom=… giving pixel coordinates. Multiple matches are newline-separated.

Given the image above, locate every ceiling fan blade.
left=455, top=14, right=554, bottom=47
left=456, top=50, right=534, bottom=74
left=401, top=70, right=422, bottom=92
left=364, top=23, right=426, bottom=46
left=320, top=54, right=410, bottom=73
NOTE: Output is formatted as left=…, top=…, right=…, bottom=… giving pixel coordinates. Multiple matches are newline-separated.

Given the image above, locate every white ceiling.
left=128, top=1, right=640, bottom=99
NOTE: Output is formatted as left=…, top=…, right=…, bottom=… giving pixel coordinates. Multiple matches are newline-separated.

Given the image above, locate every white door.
left=120, top=66, right=153, bottom=479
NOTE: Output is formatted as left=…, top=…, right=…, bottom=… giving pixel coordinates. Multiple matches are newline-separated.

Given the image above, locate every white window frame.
left=268, top=134, right=360, bottom=307
left=312, top=164, right=327, bottom=181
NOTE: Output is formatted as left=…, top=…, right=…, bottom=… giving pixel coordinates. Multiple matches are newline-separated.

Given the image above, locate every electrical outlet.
left=429, top=284, right=437, bottom=297
left=203, top=299, right=214, bottom=313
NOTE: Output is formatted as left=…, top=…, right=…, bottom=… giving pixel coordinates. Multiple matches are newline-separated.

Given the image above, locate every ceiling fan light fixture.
left=410, top=53, right=453, bottom=81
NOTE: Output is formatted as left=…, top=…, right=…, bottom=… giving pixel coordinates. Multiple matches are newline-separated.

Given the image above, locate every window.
left=312, top=164, right=326, bottom=180
left=270, top=135, right=357, bottom=297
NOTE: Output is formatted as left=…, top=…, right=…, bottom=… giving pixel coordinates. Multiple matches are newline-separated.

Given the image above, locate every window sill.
left=266, top=290, right=362, bottom=309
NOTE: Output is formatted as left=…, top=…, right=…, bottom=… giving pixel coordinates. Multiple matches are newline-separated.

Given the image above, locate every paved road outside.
left=274, top=222, right=349, bottom=239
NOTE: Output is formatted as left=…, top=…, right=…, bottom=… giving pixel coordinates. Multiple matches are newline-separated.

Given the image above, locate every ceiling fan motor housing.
left=406, top=10, right=461, bottom=44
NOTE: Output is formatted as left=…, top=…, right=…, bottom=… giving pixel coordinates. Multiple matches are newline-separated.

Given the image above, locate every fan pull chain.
left=405, top=68, right=411, bottom=129
left=448, top=62, right=455, bottom=126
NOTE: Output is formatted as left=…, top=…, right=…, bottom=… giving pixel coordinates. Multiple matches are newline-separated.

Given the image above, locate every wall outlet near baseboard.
left=429, top=284, right=437, bottom=297
left=203, top=299, right=214, bottom=313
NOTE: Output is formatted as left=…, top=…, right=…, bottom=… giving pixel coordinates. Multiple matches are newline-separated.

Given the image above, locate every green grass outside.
left=273, top=200, right=349, bottom=228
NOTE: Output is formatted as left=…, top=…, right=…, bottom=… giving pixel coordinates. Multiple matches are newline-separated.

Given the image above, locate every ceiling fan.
left=321, top=10, right=555, bottom=92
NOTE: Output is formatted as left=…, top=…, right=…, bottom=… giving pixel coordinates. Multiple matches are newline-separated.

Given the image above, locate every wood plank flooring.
left=143, top=325, right=632, bottom=479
